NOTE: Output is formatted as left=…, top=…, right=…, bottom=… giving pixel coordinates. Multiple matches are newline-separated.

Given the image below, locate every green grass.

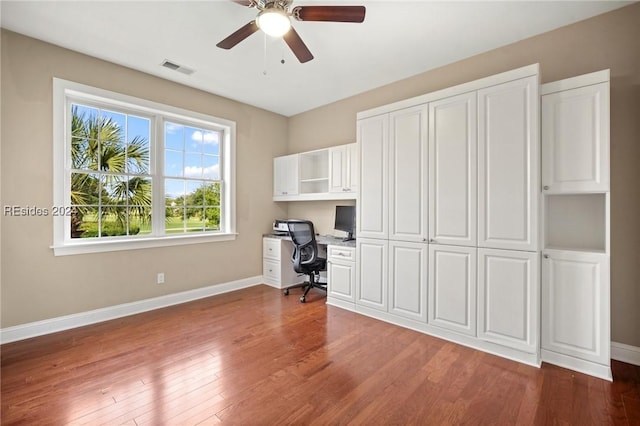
left=77, top=213, right=218, bottom=238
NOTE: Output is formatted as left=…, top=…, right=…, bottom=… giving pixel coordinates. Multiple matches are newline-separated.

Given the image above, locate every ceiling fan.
left=216, top=0, right=366, bottom=63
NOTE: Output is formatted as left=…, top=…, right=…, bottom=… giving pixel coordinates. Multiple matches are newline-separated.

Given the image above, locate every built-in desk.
left=262, top=234, right=356, bottom=307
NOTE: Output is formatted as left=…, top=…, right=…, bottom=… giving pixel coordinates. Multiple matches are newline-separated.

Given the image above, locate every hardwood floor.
left=2, top=285, right=639, bottom=425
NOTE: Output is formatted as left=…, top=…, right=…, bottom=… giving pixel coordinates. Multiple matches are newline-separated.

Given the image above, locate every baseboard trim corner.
left=1, top=275, right=263, bottom=345
left=611, top=341, right=640, bottom=366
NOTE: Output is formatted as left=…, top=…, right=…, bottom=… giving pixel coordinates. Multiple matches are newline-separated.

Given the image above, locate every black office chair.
left=283, top=220, right=327, bottom=303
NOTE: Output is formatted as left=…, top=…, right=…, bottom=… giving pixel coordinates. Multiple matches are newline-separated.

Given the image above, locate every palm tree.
left=70, top=106, right=151, bottom=237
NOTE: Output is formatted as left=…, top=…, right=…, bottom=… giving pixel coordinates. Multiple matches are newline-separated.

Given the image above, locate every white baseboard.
left=611, top=341, right=640, bottom=366
left=0, top=275, right=263, bottom=345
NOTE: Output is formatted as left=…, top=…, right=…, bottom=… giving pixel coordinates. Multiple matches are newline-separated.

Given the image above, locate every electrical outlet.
left=157, top=273, right=165, bottom=284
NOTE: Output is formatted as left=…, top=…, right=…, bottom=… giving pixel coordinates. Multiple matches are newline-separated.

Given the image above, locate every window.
left=53, top=79, right=236, bottom=255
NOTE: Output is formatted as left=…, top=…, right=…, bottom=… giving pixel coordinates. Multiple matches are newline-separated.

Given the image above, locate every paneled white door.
left=389, top=105, right=429, bottom=243
left=478, top=75, right=539, bottom=251
left=388, top=241, right=428, bottom=322
left=541, top=80, right=609, bottom=193
left=541, top=249, right=610, bottom=365
left=478, top=248, right=539, bottom=353
left=358, top=115, right=389, bottom=239
left=356, top=238, right=388, bottom=311
left=428, top=245, right=477, bottom=336
left=429, top=91, right=477, bottom=246
left=273, top=154, right=299, bottom=196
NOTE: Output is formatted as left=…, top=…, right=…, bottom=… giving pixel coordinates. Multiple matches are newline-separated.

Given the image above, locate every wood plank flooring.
left=2, top=285, right=639, bottom=425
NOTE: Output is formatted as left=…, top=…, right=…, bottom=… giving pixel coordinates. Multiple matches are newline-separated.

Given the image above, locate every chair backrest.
left=287, top=220, right=319, bottom=272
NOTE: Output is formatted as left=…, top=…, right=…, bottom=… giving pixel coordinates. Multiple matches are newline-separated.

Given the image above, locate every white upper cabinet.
left=478, top=75, right=539, bottom=252
left=389, top=105, right=429, bottom=242
left=478, top=248, right=538, bottom=353
left=541, top=71, right=610, bottom=193
left=358, top=114, right=389, bottom=239
left=428, top=92, right=477, bottom=247
left=329, top=143, right=359, bottom=194
left=273, top=154, right=299, bottom=197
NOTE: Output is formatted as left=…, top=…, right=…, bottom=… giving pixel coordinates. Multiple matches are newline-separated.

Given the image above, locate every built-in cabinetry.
left=262, top=237, right=303, bottom=288
left=273, top=143, right=358, bottom=201
left=355, top=64, right=541, bottom=368
left=540, top=70, right=611, bottom=380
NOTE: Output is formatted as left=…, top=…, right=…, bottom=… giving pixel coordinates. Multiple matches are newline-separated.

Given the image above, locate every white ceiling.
left=0, top=1, right=631, bottom=116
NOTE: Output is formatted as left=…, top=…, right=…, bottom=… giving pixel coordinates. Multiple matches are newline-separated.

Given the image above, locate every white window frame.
left=52, top=78, right=236, bottom=256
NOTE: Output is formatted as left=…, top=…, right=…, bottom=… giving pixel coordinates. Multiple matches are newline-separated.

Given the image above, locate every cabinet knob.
left=429, top=238, right=435, bottom=243
left=543, top=254, right=549, bottom=259
left=543, top=186, right=550, bottom=191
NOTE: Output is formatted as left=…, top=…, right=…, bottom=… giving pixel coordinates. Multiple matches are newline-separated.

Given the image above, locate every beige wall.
left=0, top=30, right=289, bottom=327
left=288, top=3, right=640, bottom=347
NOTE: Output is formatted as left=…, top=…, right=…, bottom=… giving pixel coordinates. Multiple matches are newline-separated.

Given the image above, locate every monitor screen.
left=334, top=205, right=356, bottom=241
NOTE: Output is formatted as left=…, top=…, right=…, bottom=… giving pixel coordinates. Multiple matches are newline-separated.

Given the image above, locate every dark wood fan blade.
left=293, top=6, right=366, bottom=23
left=216, top=21, right=259, bottom=49
left=283, top=27, right=314, bottom=63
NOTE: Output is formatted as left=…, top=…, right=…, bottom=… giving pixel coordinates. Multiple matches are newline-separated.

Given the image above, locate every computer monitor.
left=334, top=205, right=356, bottom=241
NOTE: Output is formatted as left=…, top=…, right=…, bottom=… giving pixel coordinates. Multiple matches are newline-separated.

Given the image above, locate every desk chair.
left=283, top=220, right=327, bottom=303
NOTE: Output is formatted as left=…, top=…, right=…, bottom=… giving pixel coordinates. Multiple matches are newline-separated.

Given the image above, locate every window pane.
left=72, top=206, right=99, bottom=239
left=165, top=178, right=185, bottom=205
left=102, top=110, right=126, bottom=134
left=126, top=115, right=150, bottom=174
left=165, top=122, right=184, bottom=150
left=205, top=208, right=220, bottom=231
left=101, top=206, right=128, bottom=236
left=185, top=127, right=203, bottom=153
left=71, top=172, right=100, bottom=205
left=203, top=155, right=219, bottom=180
left=184, top=153, right=202, bottom=178
left=71, top=137, right=99, bottom=170
left=165, top=211, right=185, bottom=234
left=71, top=105, right=99, bottom=138
left=202, top=183, right=220, bottom=207
left=203, top=131, right=220, bottom=155
left=127, top=176, right=152, bottom=219
left=165, top=150, right=183, bottom=177
left=102, top=175, right=127, bottom=205
left=128, top=208, right=149, bottom=236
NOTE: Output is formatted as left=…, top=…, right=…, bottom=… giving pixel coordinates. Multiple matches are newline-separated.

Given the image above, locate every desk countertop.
left=263, top=233, right=356, bottom=248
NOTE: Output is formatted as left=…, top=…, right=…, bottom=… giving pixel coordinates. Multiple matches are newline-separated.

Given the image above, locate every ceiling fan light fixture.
left=256, top=9, right=291, bottom=37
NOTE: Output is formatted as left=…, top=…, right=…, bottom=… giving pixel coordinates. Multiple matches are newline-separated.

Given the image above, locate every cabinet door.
left=429, top=92, right=477, bottom=246
left=478, top=75, right=538, bottom=251
left=389, top=105, right=429, bottom=242
left=356, top=238, right=388, bottom=311
left=328, top=259, right=355, bottom=302
left=358, top=115, right=389, bottom=239
left=542, top=81, right=609, bottom=193
left=428, top=245, right=476, bottom=336
left=327, top=246, right=355, bottom=302
left=329, top=145, right=347, bottom=193
left=541, top=250, right=610, bottom=365
left=478, top=248, right=538, bottom=353
left=388, top=241, right=428, bottom=322
left=273, top=154, right=299, bottom=196
left=346, top=142, right=359, bottom=193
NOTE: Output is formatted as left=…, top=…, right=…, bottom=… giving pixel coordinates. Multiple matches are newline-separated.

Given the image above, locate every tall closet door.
left=389, top=105, right=429, bottom=242
left=478, top=75, right=539, bottom=251
left=358, top=115, right=389, bottom=239
left=428, top=92, right=477, bottom=246
left=388, top=241, right=428, bottom=322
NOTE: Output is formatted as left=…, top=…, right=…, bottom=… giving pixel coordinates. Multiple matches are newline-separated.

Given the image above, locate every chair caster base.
left=284, top=289, right=289, bottom=296
left=300, top=296, right=306, bottom=303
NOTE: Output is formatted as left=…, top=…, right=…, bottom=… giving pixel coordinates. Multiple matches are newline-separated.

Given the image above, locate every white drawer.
left=328, top=246, right=355, bottom=262
left=263, top=238, right=281, bottom=261
left=263, top=259, right=281, bottom=281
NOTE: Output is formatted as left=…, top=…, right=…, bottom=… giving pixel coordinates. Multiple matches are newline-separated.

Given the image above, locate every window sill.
left=52, top=233, right=238, bottom=256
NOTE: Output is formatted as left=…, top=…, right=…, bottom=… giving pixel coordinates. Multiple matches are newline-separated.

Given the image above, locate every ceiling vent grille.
left=161, top=59, right=195, bottom=75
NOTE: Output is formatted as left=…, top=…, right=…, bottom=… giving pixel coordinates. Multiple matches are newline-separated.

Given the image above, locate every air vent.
left=161, top=59, right=195, bottom=76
